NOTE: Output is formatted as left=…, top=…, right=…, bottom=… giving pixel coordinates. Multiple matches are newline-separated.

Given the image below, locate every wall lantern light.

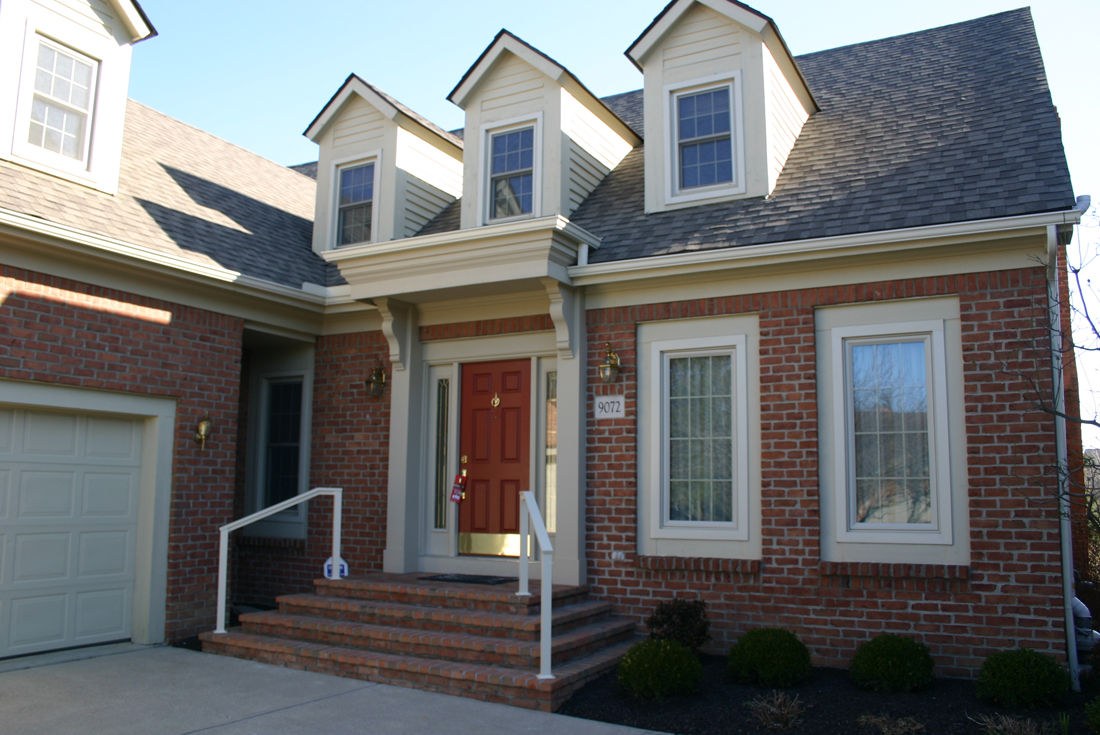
left=598, top=343, right=621, bottom=384
left=194, top=413, right=213, bottom=451
left=365, top=365, right=387, bottom=398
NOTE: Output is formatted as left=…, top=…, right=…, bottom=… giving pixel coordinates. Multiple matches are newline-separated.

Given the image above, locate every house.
left=0, top=0, right=1088, bottom=700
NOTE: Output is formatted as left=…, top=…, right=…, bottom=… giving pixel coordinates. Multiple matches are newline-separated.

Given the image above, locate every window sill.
left=636, top=555, right=760, bottom=574
left=819, top=561, right=969, bottom=580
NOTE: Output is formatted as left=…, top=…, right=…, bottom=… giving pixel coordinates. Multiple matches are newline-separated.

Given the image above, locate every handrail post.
left=329, top=488, right=342, bottom=580
left=518, top=499, right=530, bottom=596
left=215, top=526, right=229, bottom=634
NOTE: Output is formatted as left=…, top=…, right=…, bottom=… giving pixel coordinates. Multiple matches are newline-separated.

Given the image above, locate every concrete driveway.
left=0, top=643, right=658, bottom=735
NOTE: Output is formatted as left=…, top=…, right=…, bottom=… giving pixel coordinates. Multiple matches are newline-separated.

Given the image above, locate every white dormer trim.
left=477, top=112, right=544, bottom=226
left=106, top=0, right=155, bottom=43
left=330, top=150, right=383, bottom=249
left=663, top=72, right=746, bottom=206
left=449, top=33, right=564, bottom=109
left=628, top=0, right=768, bottom=67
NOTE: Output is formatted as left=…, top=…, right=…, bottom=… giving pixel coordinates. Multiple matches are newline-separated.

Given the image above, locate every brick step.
left=199, top=631, right=637, bottom=712
left=314, top=574, right=588, bottom=614
left=238, top=610, right=635, bottom=668
left=275, top=593, right=614, bottom=640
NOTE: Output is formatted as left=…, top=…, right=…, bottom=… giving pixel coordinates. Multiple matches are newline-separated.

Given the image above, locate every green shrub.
left=1086, top=695, right=1100, bottom=734
left=617, top=639, right=702, bottom=699
left=976, top=648, right=1070, bottom=708
left=646, top=598, right=711, bottom=651
left=849, top=634, right=934, bottom=692
left=728, top=628, right=811, bottom=688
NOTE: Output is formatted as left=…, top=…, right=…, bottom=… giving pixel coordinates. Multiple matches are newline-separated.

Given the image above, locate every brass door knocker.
left=490, top=393, right=501, bottom=408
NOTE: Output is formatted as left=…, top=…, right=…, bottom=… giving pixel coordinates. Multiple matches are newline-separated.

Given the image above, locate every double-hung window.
left=640, top=324, right=754, bottom=552
left=676, top=87, right=732, bottom=190
left=489, top=126, right=533, bottom=220
left=337, top=162, right=375, bottom=246
left=27, top=38, right=96, bottom=165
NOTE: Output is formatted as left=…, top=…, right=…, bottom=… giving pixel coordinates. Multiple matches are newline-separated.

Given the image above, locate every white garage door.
left=0, top=407, right=142, bottom=658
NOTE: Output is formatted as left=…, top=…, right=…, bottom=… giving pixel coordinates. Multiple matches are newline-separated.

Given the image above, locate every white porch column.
left=553, top=287, right=586, bottom=585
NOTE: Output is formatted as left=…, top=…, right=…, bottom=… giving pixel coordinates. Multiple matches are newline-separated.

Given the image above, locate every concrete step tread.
left=200, top=630, right=637, bottom=694
left=275, top=593, right=613, bottom=633
left=314, top=575, right=588, bottom=608
left=239, top=610, right=634, bottom=658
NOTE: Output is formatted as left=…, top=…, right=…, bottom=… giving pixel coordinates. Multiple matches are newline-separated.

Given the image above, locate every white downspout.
left=1047, top=222, right=1080, bottom=691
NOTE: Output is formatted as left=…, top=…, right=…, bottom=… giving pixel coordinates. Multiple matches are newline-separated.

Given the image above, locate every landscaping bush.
left=646, top=598, right=711, bottom=651
left=976, top=648, right=1070, bottom=708
left=1087, top=695, right=1100, bottom=734
left=617, top=639, right=702, bottom=699
left=849, top=634, right=934, bottom=692
left=728, top=628, right=811, bottom=687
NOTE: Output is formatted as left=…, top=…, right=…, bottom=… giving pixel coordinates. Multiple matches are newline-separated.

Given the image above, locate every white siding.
left=31, top=0, right=115, bottom=39
left=661, top=3, right=742, bottom=74
left=331, top=95, right=386, bottom=154
left=561, top=90, right=634, bottom=217
left=396, top=126, right=462, bottom=198
left=764, top=45, right=809, bottom=194
left=567, top=141, right=605, bottom=215
left=404, top=177, right=453, bottom=237
left=478, top=51, right=546, bottom=118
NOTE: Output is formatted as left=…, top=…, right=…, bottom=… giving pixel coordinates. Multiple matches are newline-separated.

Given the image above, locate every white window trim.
left=8, top=13, right=119, bottom=186
left=830, top=320, right=953, bottom=545
left=331, top=151, right=382, bottom=249
left=477, top=112, right=543, bottom=226
left=648, top=333, right=750, bottom=541
left=663, top=71, right=746, bottom=206
left=246, top=369, right=313, bottom=538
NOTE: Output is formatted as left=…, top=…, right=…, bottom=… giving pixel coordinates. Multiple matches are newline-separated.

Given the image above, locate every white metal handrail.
left=517, top=490, right=554, bottom=680
left=213, top=486, right=343, bottom=634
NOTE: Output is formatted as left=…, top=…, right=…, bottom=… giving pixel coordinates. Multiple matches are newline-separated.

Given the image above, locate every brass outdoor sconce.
left=598, top=343, right=621, bottom=384
left=194, top=413, right=213, bottom=451
left=365, top=365, right=387, bottom=398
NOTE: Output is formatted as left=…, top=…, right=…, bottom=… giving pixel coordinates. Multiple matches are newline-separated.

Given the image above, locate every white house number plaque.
left=594, top=395, right=626, bottom=419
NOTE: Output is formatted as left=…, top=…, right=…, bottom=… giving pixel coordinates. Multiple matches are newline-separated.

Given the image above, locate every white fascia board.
left=107, top=0, right=154, bottom=42
left=305, top=78, right=398, bottom=142
left=568, top=208, right=1087, bottom=286
left=449, top=33, right=564, bottom=109
left=324, top=214, right=601, bottom=264
left=0, top=206, right=324, bottom=308
left=628, top=0, right=768, bottom=67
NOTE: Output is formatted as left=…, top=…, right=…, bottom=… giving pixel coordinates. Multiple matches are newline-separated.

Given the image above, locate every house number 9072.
left=594, top=396, right=625, bottom=419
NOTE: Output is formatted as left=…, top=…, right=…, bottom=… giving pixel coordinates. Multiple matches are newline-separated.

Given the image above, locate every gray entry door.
left=0, top=408, right=142, bottom=658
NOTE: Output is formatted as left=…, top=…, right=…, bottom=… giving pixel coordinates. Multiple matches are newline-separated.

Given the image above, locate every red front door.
left=458, top=359, right=530, bottom=556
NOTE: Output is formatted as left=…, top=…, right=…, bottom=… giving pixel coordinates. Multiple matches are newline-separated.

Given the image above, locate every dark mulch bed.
left=559, top=654, right=1098, bottom=734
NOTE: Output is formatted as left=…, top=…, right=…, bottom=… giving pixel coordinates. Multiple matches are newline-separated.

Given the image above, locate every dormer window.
left=489, top=126, right=534, bottom=220
left=677, top=87, right=732, bottom=190
left=28, top=39, right=96, bottom=163
left=337, top=160, right=376, bottom=246
left=665, top=74, right=744, bottom=205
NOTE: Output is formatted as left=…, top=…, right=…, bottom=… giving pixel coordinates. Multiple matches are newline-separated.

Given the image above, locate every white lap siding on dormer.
left=628, top=0, right=816, bottom=213
left=397, top=127, right=462, bottom=238
left=450, top=32, right=639, bottom=231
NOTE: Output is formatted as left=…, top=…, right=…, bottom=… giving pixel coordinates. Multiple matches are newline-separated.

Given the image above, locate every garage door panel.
left=9, top=593, right=67, bottom=648
left=85, top=418, right=140, bottom=460
left=77, top=531, right=129, bottom=577
left=13, top=533, right=70, bottom=581
left=22, top=412, right=78, bottom=457
left=74, top=588, right=128, bottom=638
left=81, top=473, right=134, bottom=518
left=1, top=408, right=141, bottom=658
left=18, top=471, right=75, bottom=518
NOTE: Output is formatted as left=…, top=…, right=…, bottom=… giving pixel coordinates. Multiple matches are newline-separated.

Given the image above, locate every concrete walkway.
left=0, top=644, right=659, bottom=735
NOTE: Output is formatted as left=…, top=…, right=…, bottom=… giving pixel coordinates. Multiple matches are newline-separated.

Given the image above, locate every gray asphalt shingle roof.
left=0, top=101, right=340, bottom=289
left=573, top=8, right=1075, bottom=263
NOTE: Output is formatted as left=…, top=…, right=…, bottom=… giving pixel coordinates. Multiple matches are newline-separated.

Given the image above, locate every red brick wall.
left=0, top=266, right=243, bottom=640
left=585, top=268, right=1065, bottom=677
left=232, top=330, right=392, bottom=606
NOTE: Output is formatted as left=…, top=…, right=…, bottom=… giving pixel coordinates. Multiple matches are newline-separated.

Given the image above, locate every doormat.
left=419, top=574, right=518, bottom=585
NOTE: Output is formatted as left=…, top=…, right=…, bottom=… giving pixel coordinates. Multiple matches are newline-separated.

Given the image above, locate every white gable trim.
left=107, top=0, right=155, bottom=42
left=627, top=0, right=769, bottom=67
left=448, top=32, right=564, bottom=109
left=305, top=78, right=399, bottom=142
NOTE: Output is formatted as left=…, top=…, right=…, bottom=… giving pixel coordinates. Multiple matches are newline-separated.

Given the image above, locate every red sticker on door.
left=450, top=473, right=467, bottom=503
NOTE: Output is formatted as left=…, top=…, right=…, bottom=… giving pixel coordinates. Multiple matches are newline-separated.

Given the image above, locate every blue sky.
left=128, top=0, right=1100, bottom=440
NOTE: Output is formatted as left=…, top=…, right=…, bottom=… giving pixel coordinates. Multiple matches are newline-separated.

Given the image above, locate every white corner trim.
left=568, top=207, right=1087, bottom=285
